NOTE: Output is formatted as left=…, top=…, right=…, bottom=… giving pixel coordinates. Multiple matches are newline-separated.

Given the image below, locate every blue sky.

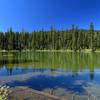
left=0, top=0, right=100, bottom=31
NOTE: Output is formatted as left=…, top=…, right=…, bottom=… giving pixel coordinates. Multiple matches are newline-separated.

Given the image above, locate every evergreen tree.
left=89, top=22, right=95, bottom=51
left=0, top=23, right=99, bottom=52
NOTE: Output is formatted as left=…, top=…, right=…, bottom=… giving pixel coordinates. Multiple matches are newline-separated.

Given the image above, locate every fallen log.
left=9, top=87, right=66, bottom=100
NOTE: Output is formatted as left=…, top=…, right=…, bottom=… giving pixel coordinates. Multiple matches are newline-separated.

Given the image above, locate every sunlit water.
left=0, top=52, right=100, bottom=98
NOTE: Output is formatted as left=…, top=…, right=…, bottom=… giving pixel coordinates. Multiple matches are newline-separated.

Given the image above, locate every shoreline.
left=0, top=49, right=100, bottom=53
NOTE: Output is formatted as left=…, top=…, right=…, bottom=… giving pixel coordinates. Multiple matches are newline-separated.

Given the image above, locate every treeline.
left=0, top=22, right=100, bottom=52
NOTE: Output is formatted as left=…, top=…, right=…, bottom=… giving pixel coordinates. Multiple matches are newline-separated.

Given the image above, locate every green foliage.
left=0, top=23, right=100, bottom=52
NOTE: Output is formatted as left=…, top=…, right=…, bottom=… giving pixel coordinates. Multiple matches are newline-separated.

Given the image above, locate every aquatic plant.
left=0, top=85, right=9, bottom=100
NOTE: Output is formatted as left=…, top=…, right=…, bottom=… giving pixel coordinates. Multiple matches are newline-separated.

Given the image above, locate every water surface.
left=0, top=52, right=100, bottom=98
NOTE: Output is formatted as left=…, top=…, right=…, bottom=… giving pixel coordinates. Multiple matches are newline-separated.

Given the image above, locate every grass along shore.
left=36, top=49, right=100, bottom=53
left=0, top=49, right=100, bottom=53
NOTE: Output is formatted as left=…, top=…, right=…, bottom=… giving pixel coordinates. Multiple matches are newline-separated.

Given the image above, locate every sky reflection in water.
left=0, top=52, right=100, bottom=96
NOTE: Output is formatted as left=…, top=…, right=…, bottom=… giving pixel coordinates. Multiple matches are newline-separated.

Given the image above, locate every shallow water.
left=0, top=52, right=100, bottom=98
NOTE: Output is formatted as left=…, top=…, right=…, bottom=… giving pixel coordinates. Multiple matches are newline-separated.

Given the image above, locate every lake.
left=0, top=51, right=100, bottom=99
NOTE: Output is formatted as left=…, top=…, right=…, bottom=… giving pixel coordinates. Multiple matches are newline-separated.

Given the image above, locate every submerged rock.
left=8, top=86, right=96, bottom=100
left=8, top=87, right=62, bottom=100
